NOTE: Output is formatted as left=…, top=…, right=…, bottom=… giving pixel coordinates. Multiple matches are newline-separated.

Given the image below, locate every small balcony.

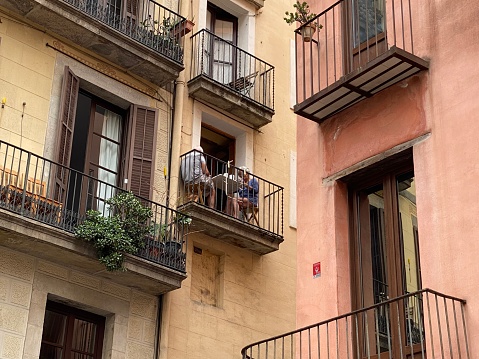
left=1, top=0, right=186, bottom=86
left=178, top=150, right=283, bottom=255
left=294, top=0, right=429, bottom=123
left=242, top=289, right=470, bottom=359
left=188, top=30, right=275, bottom=129
left=0, top=140, right=188, bottom=295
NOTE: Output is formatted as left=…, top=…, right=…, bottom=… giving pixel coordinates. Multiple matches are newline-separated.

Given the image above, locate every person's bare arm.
left=201, top=162, right=210, bottom=176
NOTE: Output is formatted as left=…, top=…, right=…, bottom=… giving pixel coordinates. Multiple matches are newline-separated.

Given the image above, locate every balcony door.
left=55, top=66, right=158, bottom=218
left=346, top=0, right=386, bottom=71
left=71, top=92, right=124, bottom=214
left=206, top=3, right=238, bottom=85
left=349, top=166, right=423, bottom=358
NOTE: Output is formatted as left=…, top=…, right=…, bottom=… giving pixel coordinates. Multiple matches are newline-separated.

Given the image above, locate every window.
left=55, top=66, right=158, bottom=208
left=348, top=151, right=422, bottom=357
left=40, top=301, right=105, bottom=359
left=347, top=0, right=386, bottom=69
left=205, top=3, right=238, bottom=84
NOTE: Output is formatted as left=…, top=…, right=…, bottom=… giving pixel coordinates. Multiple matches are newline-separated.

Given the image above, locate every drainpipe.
left=157, top=0, right=189, bottom=356
left=168, top=73, right=185, bottom=209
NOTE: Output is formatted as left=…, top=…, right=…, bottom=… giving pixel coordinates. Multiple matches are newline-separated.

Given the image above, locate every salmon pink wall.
left=297, top=0, right=479, bottom=354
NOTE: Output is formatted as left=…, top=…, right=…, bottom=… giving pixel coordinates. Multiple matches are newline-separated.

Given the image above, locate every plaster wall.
left=297, top=0, right=479, bottom=355
left=165, top=0, right=298, bottom=357
left=0, top=15, right=56, bottom=155
left=0, top=246, right=159, bottom=359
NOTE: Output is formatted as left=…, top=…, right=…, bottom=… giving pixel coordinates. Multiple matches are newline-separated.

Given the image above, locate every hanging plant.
left=75, top=191, right=153, bottom=271
left=284, top=1, right=323, bottom=42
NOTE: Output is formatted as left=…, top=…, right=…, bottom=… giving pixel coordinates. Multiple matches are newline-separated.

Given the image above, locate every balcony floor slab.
left=0, top=209, right=186, bottom=295
left=1, top=0, right=184, bottom=86
left=178, top=202, right=283, bottom=255
left=187, top=76, right=274, bottom=129
left=294, top=47, right=429, bottom=124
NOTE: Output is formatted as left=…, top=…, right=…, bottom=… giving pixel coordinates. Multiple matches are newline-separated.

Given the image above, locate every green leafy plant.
left=75, top=191, right=153, bottom=271
left=284, top=1, right=322, bottom=29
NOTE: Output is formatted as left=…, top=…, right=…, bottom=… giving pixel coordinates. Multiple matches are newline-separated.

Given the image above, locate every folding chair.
left=242, top=205, right=259, bottom=226
left=186, top=182, right=205, bottom=205
left=228, top=71, right=259, bottom=96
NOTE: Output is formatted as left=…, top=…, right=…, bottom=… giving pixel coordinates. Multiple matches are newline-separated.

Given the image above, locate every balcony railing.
left=0, top=140, right=188, bottom=272
left=294, top=0, right=428, bottom=122
left=242, top=289, right=470, bottom=359
left=179, top=150, right=283, bottom=239
left=61, top=0, right=186, bottom=63
left=190, top=29, right=275, bottom=111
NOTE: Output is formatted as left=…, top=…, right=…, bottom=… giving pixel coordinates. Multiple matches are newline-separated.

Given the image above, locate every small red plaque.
left=313, top=262, right=321, bottom=278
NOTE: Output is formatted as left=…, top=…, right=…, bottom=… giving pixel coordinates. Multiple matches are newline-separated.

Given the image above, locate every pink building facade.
left=242, top=0, right=479, bottom=357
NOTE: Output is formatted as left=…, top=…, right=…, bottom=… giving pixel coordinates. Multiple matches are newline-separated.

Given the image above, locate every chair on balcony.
left=228, top=71, right=258, bottom=96
left=24, top=175, right=62, bottom=223
left=185, top=182, right=206, bottom=205
left=0, top=168, right=34, bottom=213
left=242, top=205, right=259, bottom=226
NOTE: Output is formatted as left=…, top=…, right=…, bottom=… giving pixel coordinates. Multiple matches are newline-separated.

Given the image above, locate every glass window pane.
left=42, top=310, right=67, bottom=345
left=353, top=0, right=385, bottom=46
left=40, top=344, right=63, bottom=359
left=397, top=175, right=423, bottom=345
left=71, top=319, right=97, bottom=354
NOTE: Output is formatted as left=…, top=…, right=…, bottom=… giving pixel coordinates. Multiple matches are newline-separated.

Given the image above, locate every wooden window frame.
left=345, top=149, right=421, bottom=358
left=41, top=301, right=105, bottom=359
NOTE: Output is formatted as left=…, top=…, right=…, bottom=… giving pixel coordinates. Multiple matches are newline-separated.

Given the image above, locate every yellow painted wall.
left=0, top=16, right=56, bottom=155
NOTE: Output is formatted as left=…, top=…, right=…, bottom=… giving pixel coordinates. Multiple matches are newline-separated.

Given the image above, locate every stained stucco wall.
left=297, top=0, right=479, bottom=355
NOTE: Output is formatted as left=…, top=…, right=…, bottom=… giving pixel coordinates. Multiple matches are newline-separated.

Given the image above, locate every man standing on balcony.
left=181, top=146, right=216, bottom=208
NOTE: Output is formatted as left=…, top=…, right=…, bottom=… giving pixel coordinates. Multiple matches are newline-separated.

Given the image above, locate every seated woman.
left=227, top=167, right=259, bottom=219
left=180, top=146, right=216, bottom=208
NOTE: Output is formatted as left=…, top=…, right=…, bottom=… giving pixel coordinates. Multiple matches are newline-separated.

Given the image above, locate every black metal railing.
left=296, top=0, right=416, bottom=103
left=190, top=29, right=275, bottom=111
left=61, top=0, right=186, bottom=63
left=179, top=150, right=283, bottom=238
left=241, top=289, right=470, bottom=359
left=0, top=140, right=188, bottom=272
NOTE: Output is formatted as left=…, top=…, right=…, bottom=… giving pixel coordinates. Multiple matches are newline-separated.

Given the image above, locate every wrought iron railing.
left=61, top=0, right=186, bottom=63
left=179, top=150, right=283, bottom=238
left=0, top=140, right=188, bottom=272
left=242, top=289, right=470, bottom=359
left=190, top=29, right=275, bottom=111
left=296, top=0, right=417, bottom=103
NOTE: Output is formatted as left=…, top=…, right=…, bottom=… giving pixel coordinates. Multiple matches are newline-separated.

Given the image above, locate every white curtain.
left=97, top=109, right=121, bottom=215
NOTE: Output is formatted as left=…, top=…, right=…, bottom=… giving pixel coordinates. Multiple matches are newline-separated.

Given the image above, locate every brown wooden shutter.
left=125, top=0, right=138, bottom=30
left=55, top=66, right=79, bottom=201
left=125, top=105, right=158, bottom=200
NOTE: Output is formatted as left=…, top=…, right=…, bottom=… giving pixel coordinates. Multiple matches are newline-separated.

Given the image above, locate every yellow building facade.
left=0, top=0, right=297, bottom=357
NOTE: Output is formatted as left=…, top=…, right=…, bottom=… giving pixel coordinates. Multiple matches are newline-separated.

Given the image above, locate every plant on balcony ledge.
left=75, top=192, right=153, bottom=271
left=284, top=1, right=323, bottom=42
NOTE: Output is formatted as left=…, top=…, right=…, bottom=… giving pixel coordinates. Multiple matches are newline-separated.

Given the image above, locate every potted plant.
left=284, top=1, right=323, bottom=42
left=75, top=191, right=153, bottom=271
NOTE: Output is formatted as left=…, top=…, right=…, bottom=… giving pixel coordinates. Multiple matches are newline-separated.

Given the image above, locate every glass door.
left=350, top=171, right=423, bottom=358
left=348, top=0, right=386, bottom=70
left=206, top=4, right=237, bottom=85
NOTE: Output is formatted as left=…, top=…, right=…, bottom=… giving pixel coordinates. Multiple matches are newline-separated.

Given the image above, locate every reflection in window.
left=353, top=0, right=385, bottom=47
left=40, top=302, right=105, bottom=359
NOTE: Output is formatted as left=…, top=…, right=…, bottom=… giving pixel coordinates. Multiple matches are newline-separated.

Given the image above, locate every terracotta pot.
left=171, top=20, right=195, bottom=38
left=300, top=24, right=316, bottom=42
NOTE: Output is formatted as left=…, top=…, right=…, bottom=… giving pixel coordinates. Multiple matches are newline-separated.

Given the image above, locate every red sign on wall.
left=313, top=262, right=321, bottom=278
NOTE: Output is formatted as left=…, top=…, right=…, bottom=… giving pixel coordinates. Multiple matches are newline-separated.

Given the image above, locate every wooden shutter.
left=124, top=0, right=138, bottom=30
left=55, top=66, right=79, bottom=201
left=125, top=105, right=158, bottom=200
